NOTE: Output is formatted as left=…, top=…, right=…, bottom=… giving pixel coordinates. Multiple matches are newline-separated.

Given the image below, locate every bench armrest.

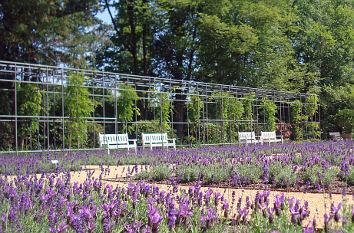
left=168, top=138, right=176, bottom=143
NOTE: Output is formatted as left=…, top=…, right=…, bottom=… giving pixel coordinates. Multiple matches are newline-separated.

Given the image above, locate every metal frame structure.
left=0, top=60, right=320, bottom=152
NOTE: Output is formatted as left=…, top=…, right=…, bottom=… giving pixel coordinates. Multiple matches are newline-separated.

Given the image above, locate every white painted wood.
left=329, top=132, right=342, bottom=140
left=238, top=132, right=260, bottom=144
left=142, top=133, right=176, bottom=150
left=99, top=133, right=137, bottom=151
left=260, top=131, right=283, bottom=144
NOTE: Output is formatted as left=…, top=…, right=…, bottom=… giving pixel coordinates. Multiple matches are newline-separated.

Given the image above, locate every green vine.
left=304, top=95, right=320, bottom=139
left=116, top=84, right=140, bottom=131
left=291, top=100, right=306, bottom=141
left=17, top=83, right=42, bottom=149
left=304, top=95, right=318, bottom=118
left=149, top=90, right=172, bottom=132
left=65, top=73, right=96, bottom=148
left=187, top=94, right=203, bottom=143
left=242, top=93, right=256, bottom=131
left=261, top=99, right=277, bottom=131
left=211, top=92, right=244, bottom=142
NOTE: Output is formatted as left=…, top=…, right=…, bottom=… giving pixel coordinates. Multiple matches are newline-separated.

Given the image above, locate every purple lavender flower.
left=167, top=204, right=178, bottom=229
left=330, top=202, right=342, bottom=222
left=147, top=199, right=162, bottom=233
left=324, top=213, right=332, bottom=231
left=141, top=225, right=151, bottom=233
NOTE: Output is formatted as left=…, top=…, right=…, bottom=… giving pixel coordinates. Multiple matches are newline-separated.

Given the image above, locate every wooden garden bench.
left=260, top=131, right=283, bottom=144
left=142, top=133, right=176, bottom=150
left=238, top=132, right=261, bottom=144
left=99, top=133, right=137, bottom=152
left=329, top=132, right=342, bottom=141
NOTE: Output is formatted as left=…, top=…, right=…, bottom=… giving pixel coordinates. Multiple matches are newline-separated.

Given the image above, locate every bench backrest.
left=329, top=132, right=340, bottom=137
left=329, top=132, right=341, bottom=139
left=142, top=133, right=168, bottom=144
left=238, top=132, right=256, bottom=140
left=261, top=131, right=277, bottom=139
left=99, top=133, right=129, bottom=147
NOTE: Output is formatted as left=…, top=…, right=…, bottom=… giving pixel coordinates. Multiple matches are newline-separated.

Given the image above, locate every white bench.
left=99, top=133, right=137, bottom=152
left=329, top=132, right=342, bottom=141
left=142, top=133, right=176, bottom=150
left=238, top=132, right=260, bottom=144
left=260, top=131, right=283, bottom=144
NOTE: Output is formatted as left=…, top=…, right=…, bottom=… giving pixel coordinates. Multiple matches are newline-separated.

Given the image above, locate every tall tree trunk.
left=127, top=0, right=138, bottom=74
left=142, top=0, right=148, bottom=75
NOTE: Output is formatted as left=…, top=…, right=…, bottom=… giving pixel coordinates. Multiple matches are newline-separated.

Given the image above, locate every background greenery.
left=0, top=0, right=353, bottom=146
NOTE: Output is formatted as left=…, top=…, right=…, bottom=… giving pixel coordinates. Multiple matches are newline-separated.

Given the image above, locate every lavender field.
left=1, top=141, right=354, bottom=232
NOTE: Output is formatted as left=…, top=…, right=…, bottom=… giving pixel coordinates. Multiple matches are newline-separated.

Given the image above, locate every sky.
left=96, top=7, right=115, bottom=24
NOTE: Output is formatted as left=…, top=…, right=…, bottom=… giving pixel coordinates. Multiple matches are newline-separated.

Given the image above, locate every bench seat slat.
left=142, top=133, right=176, bottom=150
left=99, top=133, right=137, bottom=151
left=260, top=131, right=283, bottom=144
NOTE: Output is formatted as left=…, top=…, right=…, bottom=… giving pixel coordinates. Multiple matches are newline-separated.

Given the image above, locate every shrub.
left=269, top=162, right=297, bottom=188
left=177, top=164, right=200, bottom=183
left=135, top=165, right=171, bottom=181
left=303, top=165, right=338, bottom=187
left=346, top=166, right=354, bottom=186
left=149, top=165, right=171, bottom=181
left=234, top=163, right=263, bottom=185
left=322, top=167, right=339, bottom=187
left=303, top=164, right=322, bottom=185
left=201, top=163, right=233, bottom=184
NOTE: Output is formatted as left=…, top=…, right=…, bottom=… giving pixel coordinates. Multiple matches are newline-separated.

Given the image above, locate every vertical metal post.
left=103, top=75, right=106, bottom=135
left=46, top=68, right=50, bottom=152
left=61, top=68, right=65, bottom=154
left=114, top=75, right=118, bottom=134
left=205, top=85, right=208, bottom=144
left=220, top=86, right=224, bottom=144
left=14, top=64, right=18, bottom=154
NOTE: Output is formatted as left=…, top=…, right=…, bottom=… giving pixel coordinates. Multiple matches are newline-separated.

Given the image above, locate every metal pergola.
left=0, top=60, right=320, bottom=152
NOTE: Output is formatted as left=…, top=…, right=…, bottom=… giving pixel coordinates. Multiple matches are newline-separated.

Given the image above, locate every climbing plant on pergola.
left=0, top=60, right=320, bottom=152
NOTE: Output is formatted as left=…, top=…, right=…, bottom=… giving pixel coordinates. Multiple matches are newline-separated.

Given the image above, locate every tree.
left=292, top=0, right=354, bottom=134
left=197, top=0, right=318, bottom=92
left=98, top=0, right=154, bottom=75
left=0, top=0, right=101, bottom=65
left=0, top=0, right=103, bottom=150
